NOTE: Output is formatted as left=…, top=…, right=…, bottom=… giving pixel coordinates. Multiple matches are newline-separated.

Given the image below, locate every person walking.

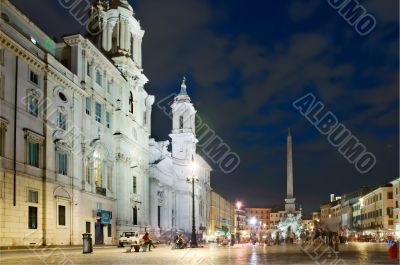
left=333, top=233, right=340, bottom=253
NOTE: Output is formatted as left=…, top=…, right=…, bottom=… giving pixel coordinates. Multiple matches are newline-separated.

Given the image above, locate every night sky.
left=9, top=0, right=399, bottom=215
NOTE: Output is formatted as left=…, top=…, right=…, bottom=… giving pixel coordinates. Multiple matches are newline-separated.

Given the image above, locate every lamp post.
left=250, top=217, right=257, bottom=242
left=187, top=156, right=199, bottom=248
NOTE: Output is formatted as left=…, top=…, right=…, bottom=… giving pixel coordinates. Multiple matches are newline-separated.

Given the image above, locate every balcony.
left=96, top=187, right=107, bottom=196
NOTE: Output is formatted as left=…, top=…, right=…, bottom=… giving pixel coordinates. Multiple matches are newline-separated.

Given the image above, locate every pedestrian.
left=388, top=237, right=398, bottom=261
left=142, top=232, right=156, bottom=251
left=333, top=233, right=340, bottom=253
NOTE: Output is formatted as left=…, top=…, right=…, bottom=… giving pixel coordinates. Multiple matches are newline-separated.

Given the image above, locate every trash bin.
left=82, top=233, right=93, bottom=254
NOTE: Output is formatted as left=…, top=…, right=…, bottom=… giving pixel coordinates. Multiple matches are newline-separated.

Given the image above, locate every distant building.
left=390, top=178, right=400, bottom=239
left=245, top=208, right=271, bottom=230
left=312, top=211, right=321, bottom=222
left=320, top=203, right=331, bottom=225
left=359, top=183, right=394, bottom=234
left=234, top=206, right=246, bottom=240
left=270, top=210, right=286, bottom=230
left=209, top=191, right=234, bottom=240
left=302, top=218, right=314, bottom=231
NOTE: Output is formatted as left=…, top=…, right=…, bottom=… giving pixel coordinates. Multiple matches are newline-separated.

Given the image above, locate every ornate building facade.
left=0, top=0, right=210, bottom=247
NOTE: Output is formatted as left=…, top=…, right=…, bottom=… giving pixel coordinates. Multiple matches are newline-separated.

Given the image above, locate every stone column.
left=120, top=20, right=125, bottom=50
left=124, top=21, right=130, bottom=52
left=102, top=19, right=107, bottom=50
left=107, top=23, right=113, bottom=51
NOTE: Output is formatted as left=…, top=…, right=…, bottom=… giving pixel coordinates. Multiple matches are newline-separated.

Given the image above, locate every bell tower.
left=169, top=77, right=198, bottom=161
left=88, top=0, right=144, bottom=71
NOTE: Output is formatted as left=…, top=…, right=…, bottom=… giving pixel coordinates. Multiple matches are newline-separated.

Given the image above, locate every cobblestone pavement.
left=0, top=243, right=397, bottom=265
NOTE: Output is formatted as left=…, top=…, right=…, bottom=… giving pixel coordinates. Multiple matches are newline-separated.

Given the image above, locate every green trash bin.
left=82, top=233, right=93, bottom=254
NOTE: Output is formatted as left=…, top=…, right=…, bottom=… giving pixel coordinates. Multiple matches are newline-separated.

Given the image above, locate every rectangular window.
left=388, top=192, right=393, bottom=199
left=107, top=82, right=111, bottom=93
left=86, top=97, right=91, bottom=115
left=86, top=160, right=91, bottom=183
left=86, top=62, right=91, bottom=77
left=95, top=102, right=102, bottom=123
left=86, top=221, right=91, bottom=233
left=96, top=70, right=102, bottom=86
left=58, top=205, right=66, bottom=226
left=30, top=71, right=39, bottom=85
left=28, top=206, right=37, bottom=229
left=107, top=165, right=112, bottom=190
left=387, top=207, right=393, bottom=217
left=28, top=190, right=38, bottom=203
left=143, top=111, right=147, bottom=126
left=0, top=74, right=4, bottom=100
left=108, top=224, right=112, bottom=237
left=28, top=96, right=38, bottom=117
left=106, top=111, right=110, bottom=128
left=0, top=48, right=4, bottom=65
left=58, top=112, right=66, bottom=130
left=28, top=142, right=39, bottom=167
left=0, top=126, right=4, bottom=157
left=133, top=176, right=137, bottom=194
left=133, top=207, right=138, bottom=225
left=158, top=206, right=161, bottom=228
left=58, top=153, right=68, bottom=175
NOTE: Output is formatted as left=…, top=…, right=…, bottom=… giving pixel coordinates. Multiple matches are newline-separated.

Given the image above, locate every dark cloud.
left=8, top=0, right=398, bottom=214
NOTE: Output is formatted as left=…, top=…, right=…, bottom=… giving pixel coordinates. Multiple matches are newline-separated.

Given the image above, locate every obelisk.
left=285, top=128, right=296, bottom=213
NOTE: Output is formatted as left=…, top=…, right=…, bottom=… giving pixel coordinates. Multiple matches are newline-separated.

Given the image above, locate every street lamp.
left=187, top=156, right=199, bottom=248
left=250, top=217, right=257, bottom=241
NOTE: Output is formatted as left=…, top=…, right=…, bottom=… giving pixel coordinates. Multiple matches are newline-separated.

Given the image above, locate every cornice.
left=0, top=31, right=46, bottom=71
left=0, top=32, right=86, bottom=97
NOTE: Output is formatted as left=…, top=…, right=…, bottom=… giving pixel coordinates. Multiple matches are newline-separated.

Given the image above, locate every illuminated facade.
left=0, top=0, right=177, bottom=246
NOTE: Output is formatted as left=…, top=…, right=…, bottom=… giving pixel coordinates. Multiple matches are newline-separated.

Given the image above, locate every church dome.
left=110, top=0, right=133, bottom=12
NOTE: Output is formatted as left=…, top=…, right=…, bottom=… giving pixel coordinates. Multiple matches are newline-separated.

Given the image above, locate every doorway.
left=95, top=221, right=104, bottom=245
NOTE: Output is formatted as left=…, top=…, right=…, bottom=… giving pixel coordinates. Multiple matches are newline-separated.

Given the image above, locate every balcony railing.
left=96, top=187, right=107, bottom=196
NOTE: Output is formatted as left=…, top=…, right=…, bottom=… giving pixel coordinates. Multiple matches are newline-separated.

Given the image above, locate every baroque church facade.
left=0, top=0, right=211, bottom=246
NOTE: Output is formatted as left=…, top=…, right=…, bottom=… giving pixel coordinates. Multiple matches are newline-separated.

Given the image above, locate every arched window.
left=86, top=145, right=113, bottom=195
left=179, top=116, right=184, bottom=129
